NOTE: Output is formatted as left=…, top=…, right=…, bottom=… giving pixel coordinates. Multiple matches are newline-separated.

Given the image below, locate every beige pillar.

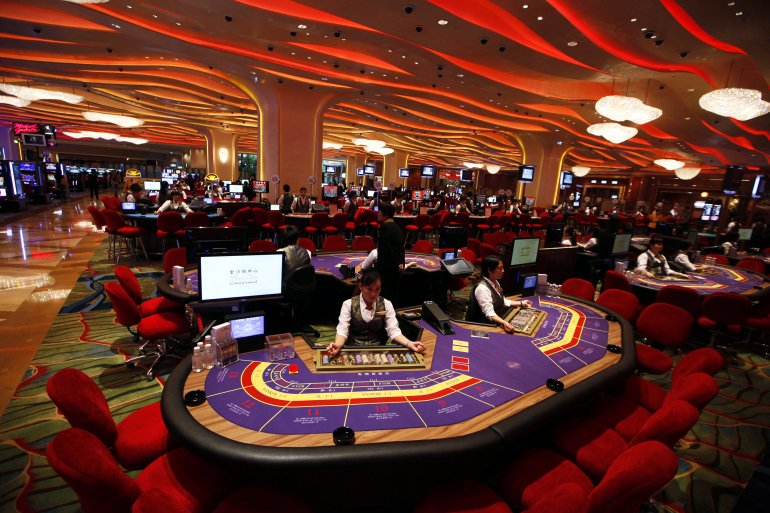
left=345, top=155, right=368, bottom=186
left=382, top=150, right=409, bottom=188
left=517, top=133, right=569, bottom=207
left=200, top=128, right=238, bottom=181
left=189, top=148, right=206, bottom=169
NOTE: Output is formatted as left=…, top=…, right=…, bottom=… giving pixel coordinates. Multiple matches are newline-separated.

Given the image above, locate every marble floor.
left=0, top=197, right=105, bottom=416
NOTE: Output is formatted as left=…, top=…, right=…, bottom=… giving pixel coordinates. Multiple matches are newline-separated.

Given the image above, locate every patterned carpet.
left=0, top=243, right=767, bottom=513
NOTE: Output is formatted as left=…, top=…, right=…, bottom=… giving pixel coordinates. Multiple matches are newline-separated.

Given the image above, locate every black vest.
left=295, top=196, right=310, bottom=213
left=348, top=296, right=387, bottom=345
left=465, top=279, right=507, bottom=323
left=280, top=193, right=294, bottom=214
left=645, top=250, right=667, bottom=276
left=348, top=201, right=358, bottom=221
left=283, top=245, right=310, bottom=274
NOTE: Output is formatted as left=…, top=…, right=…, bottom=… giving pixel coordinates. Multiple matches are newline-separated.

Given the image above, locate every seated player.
left=673, top=249, right=702, bottom=272
left=279, top=225, right=311, bottom=275
left=635, top=237, right=689, bottom=279
left=155, top=191, right=192, bottom=214
left=326, top=271, right=426, bottom=356
left=465, top=255, right=532, bottom=333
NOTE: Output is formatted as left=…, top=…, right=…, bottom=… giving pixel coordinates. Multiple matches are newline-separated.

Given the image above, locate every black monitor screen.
left=323, top=185, right=338, bottom=199
left=252, top=181, right=268, bottom=193
left=228, top=184, right=244, bottom=194
left=561, top=171, right=573, bottom=187
left=722, top=166, right=743, bottom=195
left=399, top=168, right=410, bottom=178
left=510, top=237, right=539, bottom=266
left=752, top=175, right=767, bottom=198
left=199, top=252, right=284, bottom=302
left=611, top=233, right=632, bottom=255
left=357, top=167, right=365, bottom=176
left=519, top=165, right=535, bottom=182
left=421, top=165, right=435, bottom=177
left=476, top=194, right=487, bottom=205
left=144, top=181, right=161, bottom=191
left=364, top=165, right=375, bottom=175
left=185, top=226, right=249, bottom=262
left=325, top=166, right=338, bottom=174
left=460, top=169, right=474, bottom=182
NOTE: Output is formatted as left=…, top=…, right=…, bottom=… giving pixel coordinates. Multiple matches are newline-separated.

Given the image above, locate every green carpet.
left=0, top=243, right=768, bottom=513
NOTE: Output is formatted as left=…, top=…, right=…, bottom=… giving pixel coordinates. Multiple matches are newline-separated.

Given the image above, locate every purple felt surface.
left=312, top=252, right=442, bottom=279
left=204, top=296, right=611, bottom=435
left=630, top=264, right=765, bottom=295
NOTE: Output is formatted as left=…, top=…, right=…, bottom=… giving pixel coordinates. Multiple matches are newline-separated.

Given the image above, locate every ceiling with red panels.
left=0, top=0, right=768, bottom=176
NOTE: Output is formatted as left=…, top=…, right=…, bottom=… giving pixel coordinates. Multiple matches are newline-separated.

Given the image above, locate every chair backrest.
left=230, top=207, right=252, bottom=226
left=266, top=210, right=285, bottom=227
left=183, top=211, right=210, bottom=228
left=297, top=237, right=317, bottom=254
left=455, top=212, right=470, bottom=227
left=309, top=212, right=330, bottom=229
left=284, top=264, right=316, bottom=303
left=428, top=213, right=443, bottom=228
left=636, top=302, right=692, bottom=348
left=156, top=211, right=184, bottom=232
left=163, top=247, right=188, bottom=274
left=100, top=209, right=126, bottom=231
left=352, top=235, right=376, bottom=252
left=414, top=213, right=430, bottom=228
left=113, top=266, right=143, bottom=305
left=561, top=278, right=595, bottom=302
left=412, top=239, right=434, bottom=254
left=46, top=369, right=117, bottom=447
left=700, top=292, right=752, bottom=325
left=104, top=282, right=142, bottom=328
left=250, top=207, right=268, bottom=225
left=87, top=206, right=106, bottom=229
left=603, top=270, right=632, bottom=292
left=466, top=237, right=481, bottom=254
left=101, top=196, right=122, bottom=211
left=322, top=235, right=348, bottom=252
left=330, top=212, right=348, bottom=230
left=655, top=285, right=702, bottom=320
left=248, top=240, right=277, bottom=253
left=736, top=257, right=765, bottom=274
left=596, top=289, right=639, bottom=322
left=482, top=232, right=498, bottom=246
left=459, top=247, right=477, bottom=265
left=47, top=428, right=139, bottom=513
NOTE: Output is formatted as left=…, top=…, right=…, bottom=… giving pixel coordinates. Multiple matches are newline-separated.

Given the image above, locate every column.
left=0, top=127, right=21, bottom=161
left=200, top=128, right=238, bottom=181
left=382, top=150, right=409, bottom=188
left=346, top=155, right=368, bottom=186
left=517, top=133, right=569, bottom=207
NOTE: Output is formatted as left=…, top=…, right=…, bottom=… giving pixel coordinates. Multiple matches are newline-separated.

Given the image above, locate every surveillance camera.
left=106, top=48, right=113, bottom=53
left=333, top=63, right=339, bottom=68
left=404, top=5, right=414, bottom=14
left=415, top=25, right=423, bottom=32
left=655, top=39, right=664, bottom=46
left=480, top=37, right=488, bottom=45
left=644, top=31, right=655, bottom=39
left=680, top=51, right=689, bottom=58
left=224, top=15, right=232, bottom=22
left=290, top=31, right=296, bottom=37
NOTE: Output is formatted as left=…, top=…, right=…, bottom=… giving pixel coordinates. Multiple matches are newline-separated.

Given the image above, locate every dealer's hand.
left=407, top=340, right=426, bottom=353
left=518, top=300, right=533, bottom=308
left=326, top=340, right=344, bottom=357
left=501, top=321, right=515, bottom=334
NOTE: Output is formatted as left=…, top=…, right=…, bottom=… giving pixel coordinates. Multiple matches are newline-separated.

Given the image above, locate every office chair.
left=283, top=264, right=320, bottom=338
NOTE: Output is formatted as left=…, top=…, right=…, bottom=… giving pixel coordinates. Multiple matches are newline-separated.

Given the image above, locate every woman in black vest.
left=465, top=255, right=532, bottom=332
left=279, top=225, right=311, bottom=275
left=326, top=271, right=425, bottom=356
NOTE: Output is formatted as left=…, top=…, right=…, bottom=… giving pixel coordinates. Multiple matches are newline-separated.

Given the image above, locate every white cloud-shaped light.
left=595, top=95, right=662, bottom=124
left=486, top=164, right=501, bottom=174
left=572, top=165, right=591, bottom=177
left=0, top=95, right=31, bottom=107
left=371, top=147, right=394, bottom=155
left=0, top=83, right=83, bottom=104
left=82, top=111, right=144, bottom=128
left=654, top=159, right=685, bottom=171
left=322, top=141, right=343, bottom=149
left=62, top=130, right=147, bottom=144
left=674, top=167, right=701, bottom=180
left=587, top=123, right=638, bottom=144
left=699, top=88, right=770, bottom=121
left=352, top=138, right=386, bottom=148
left=463, top=162, right=484, bottom=169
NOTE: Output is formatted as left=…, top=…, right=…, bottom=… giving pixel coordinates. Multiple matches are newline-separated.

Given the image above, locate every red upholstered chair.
left=561, top=278, right=595, bottom=302
left=736, top=257, right=766, bottom=274
left=183, top=211, right=210, bottom=228
left=670, top=347, right=724, bottom=383
left=306, top=212, right=330, bottom=245
left=264, top=211, right=288, bottom=244
left=501, top=441, right=678, bottom=513
left=322, top=235, right=348, bottom=252
left=132, top=488, right=192, bottom=513
left=616, top=372, right=719, bottom=413
left=329, top=211, right=349, bottom=238
left=114, top=265, right=183, bottom=316
left=478, top=243, right=498, bottom=264
left=655, top=285, right=702, bottom=320
left=47, top=428, right=234, bottom=513
left=250, top=207, right=268, bottom=238
left=602, top=270, right=632, bottom=293
left=163, top=247, right=188, bottom=274
left=211, top=484, right=314, bottom=513
left=596, top=289, right=639, bottom=323
left=459, top=247, right=477, bottom=267
left=156, top=211, right=185, bottom=252
left=466, top=237, right=482, bottom=256
left=248, top=239, right=277, bottom=253
left=634, top=303, right=693, bottom=374
left=503, top=231, right=517, bottom=244
left=223, top=207, right=252, bottom=228
left=104, top=282, right=190, bottom=379
left=87, top=205, right=106, bottom=230
left=102, top=196, right=122, bottom=210
left=297, top=237, right=316, bottom=254
left=100, top=209, right=148, bottom=264
left=412, top=239, right=434, bottom=254
left=405, top=214, right=430, bottom=245
left=46, top=369, right=173, bottom=470
left=352, top=235, right=376, bottom=252
left=697, top=292, right=751, bottom=345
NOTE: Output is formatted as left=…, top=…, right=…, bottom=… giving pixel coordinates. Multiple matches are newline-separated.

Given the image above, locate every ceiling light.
left=537, top=16, right=543, bottom=20
left=0, top=83, right=83, bottom=104
left=572, top=165, right=591, bottom=177
left=322, top=141, right=343, bottom=149
left=82, top=111, right=144, bottom=127
left=699, top=88, right=770, bottom=121
left=595, top=95, right=662, bottom=124
left=115, top=136, right=148, bottom=145
left=297, top=24, right=307, bottom=29
left=371, top=147, right=394, bottom=155
left=0, top=95, right=31, bottom=107
left=674, top=167, right=701, bottom=180
left=654, top=159, right=685, bottom=170
left=630, top=18, right=637, bottom=22
left=567, top=41, right=578, bottom=47
left=462, top=162, right=484, bottom=169
left=486, top=164, right=500, bottom=174
left=352, top=138, right=386, bottom=148
left=437, top=20, right=448, bottom=25
left=586, top=123, right=638, bottom=144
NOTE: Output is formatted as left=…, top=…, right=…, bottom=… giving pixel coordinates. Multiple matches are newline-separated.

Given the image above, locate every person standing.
left=291, top=187, right=311, bottom=213
left=58, top=173, right=68, bottom=202
left=279, top=184, right=294, bottom=214
left=87, top=170, right=99, bottom=200
left=375, top=203, right=404, bottom=302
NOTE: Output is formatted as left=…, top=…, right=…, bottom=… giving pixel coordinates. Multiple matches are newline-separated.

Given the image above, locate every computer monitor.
left=270, top=204, right=280, bottom=211
left=510, top=237, right=539, bottom=267
left=399, top=168, right=410, bottom=178
left=441, top=257, right=475, bottom=277
left=185, top=226, right=249, bottom=262
left=442, top=250, right=456, bottom=260
left=752, top=175, right=767, bottom=198
left=121, top=202, right=137, bottom=212
left=475, top=194, right=487, bottom=205
left=710, top=201, right=722, bottom=222
left=162, top=178, right=174, bottom=185
left=460, top=169, right=474, bottom=182
left=252, top=180, right=269, bottom=193
left=411, top=190, right=423, bottom=201
left=0, top=188, right=7, bottom=198
left=199, top=252, right=284, bottom=302
left=611, top=233, right=632, bottom=256
left=229, top=184, right=244, bottom=194
left=364, top=165, right=375, bottom=175
left=739, top=228, right=753, bottom=241
left=367, top=190, right=375, bottom=198
left=222, top=180, right=232, bottom=186
left=487, top=195, right=497, bottom=204
left=323, top=185, right=338, bottom=199
left=204, top=197, right=213, bottom=204
left=144, top=181, right=161, bottom=191
left=524, top=197, right=536, bottom=206
left=700, top=203, right=712, bottom=221
left=325, top=165, right=338, bottom=174
left=421, top=165, right=435, bottom=177
left=519, top=165, right=535, bottom=183
left=357, top=167, right=365, bottom=176
left=226, top=311, right=266, bottom=350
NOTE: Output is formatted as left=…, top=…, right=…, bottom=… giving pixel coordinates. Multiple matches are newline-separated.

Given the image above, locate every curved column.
left=517, top=133, right=570, bottom=207
left=345, top=155, right=368, bottom=186
left=199, top=128, right=238, bottom=181
left=382, top=150, right=409, bottom=188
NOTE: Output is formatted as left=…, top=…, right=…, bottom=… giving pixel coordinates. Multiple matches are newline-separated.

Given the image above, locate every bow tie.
left=364, top=302, right=374, bottom=311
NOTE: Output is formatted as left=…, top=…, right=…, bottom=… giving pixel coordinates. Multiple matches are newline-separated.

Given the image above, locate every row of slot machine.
left=0, top=161, right=65, bottom=206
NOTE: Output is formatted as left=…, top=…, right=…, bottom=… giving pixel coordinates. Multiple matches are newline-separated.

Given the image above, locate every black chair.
left=283, top=264, right=320, bottom=338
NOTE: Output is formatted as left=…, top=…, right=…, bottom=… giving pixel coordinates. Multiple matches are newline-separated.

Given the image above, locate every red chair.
left=322, top=235, right=348, bottom=252
left=46, top=369, right=173, bottom=470
left=459, top=247, right=477, bottom=267
left=163, top=247, right=188, bottom=274
left=211, top=484, right=314, bottom=513
left=596, top=289, right=639, bottom=323
left=100, top=209, right=148, bottom=264
left=87, top=205, right=106, bottom=230
left=306, top=212, right=330, bottom=245
left=670, top=347, right=724, bottom=384
left=328, top=212, right=349, bottom=238
left=183, top=211, right=210, bottom=228
left=248, top=239, right=277, bottom=253
left=405, top=214, right=430, bottom=245
left=352, top=235, right=376, bottom=252
left=47, top=428, right=234, bottom=513
left=104, top=282, right=190, bottom=379
left=466, top=237, right=482, bottom=256
left=697, top=292, right=751, bottom=356
left=101, top=196, right=122, bottom=210
left=635, top=301, right=692, bottom=374
left=222, top=207, right=252, bottom=228
left=602, top=270, right=632, bottom=293
left=250, top=207, right=268, bottom=238
left=114, top=265, right=183, bottom=316
left=412, top=239, right=434, bottom=254
left=736, top=257, right=766, bottom=274
left=297, top=237, right=316, bottom=254
left=614, top=371, right=720, bottom=413
left=561, top=278, right=595, bottom=302
left=655, top=285, right=702, bottom=320
left=156, top=211, right=185, bottom=252
left=478, top=242, right=498, bottom=264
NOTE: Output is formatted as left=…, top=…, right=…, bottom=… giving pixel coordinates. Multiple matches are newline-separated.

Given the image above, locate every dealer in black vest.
left=466, top=255, right=532, bottom=333
left=326, top=271, right=426, bottom=357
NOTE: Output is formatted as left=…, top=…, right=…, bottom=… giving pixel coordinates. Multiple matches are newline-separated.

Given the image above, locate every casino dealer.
left=326, top=271, right=426, bottom=356
left=466, top=255, right=532, bottom=333
left=635, top=236, right=689, bottom=279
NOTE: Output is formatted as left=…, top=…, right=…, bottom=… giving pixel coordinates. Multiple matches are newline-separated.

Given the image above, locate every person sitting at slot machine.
left=155, top=191, right=192, bottom=214
left=636, top=237, right=689, bottom=279
left=465, top=255, right=532, bottom=333
left=207, top=184, right=223, bottom=200
left=291, top=186, right=311, bottom=213
left=326, top=271, right=426, bottom=356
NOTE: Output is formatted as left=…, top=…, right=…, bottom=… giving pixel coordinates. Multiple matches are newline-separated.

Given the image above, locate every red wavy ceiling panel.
left=659, top=0, right=746, bottom=55
left=702, top=121, right=770, bottom=163
left=233, top=0, right=378, bottom=33
left=286, top=43, right=411, bottom=75
left=1, top=2, right=113, bottom=31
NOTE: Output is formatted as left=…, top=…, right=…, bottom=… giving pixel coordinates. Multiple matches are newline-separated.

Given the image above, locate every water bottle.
left=203, top=336, right=215, bottom=369
left=191, top=347, right=203, bottom=373
left=185, top=277, right=193, bottom=294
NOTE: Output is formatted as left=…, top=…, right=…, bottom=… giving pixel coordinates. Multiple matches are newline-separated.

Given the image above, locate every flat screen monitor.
left=364, top=165, right=375, bottom=175
left=366, top=190, right=375, bottom=198
left=441, top=257, right=475, bottom=277
left=325, top=165, right=338, bottom=174
left=510, top=237, right=539, bottom=267
left=421, top=165, right=435, bottom=177
left=162, top=178, right=174, bottom=185
left=21, top=133, right=46, bottom=146
left=487, top=195, right=497, bottom=204
left=460, top=169, right=474, bottom=182
left=611, top=233, right=632, bottom=256
left=231, top=194, right=241, bottom=200
left=45, top=163, right=58, bottom=171
left=412, top=190, right=423, bottom=201
left=46, top=174, right=56, bottom=181
left=441, top=250, right=456, bottom=260
left=357, top=167, right=365, bottom=176
left=252, top=180, right=269, bottom=193
left=121, top=202, right=136, bottom=211
left=519, top=165, right=535, bottom=182
left=700, top=203, right=713, bottom=221
left=144, top=181, right=161, bottom=191
left=739, top=228, right=753, bottom=241
left=524, top=197, right=536, bottom=207
left=349, top=186, right=361, bottom=193
left=228, top=184, right=244, bottom=194
left=222, top=181, right=232, bottom=186
left=323, top=185, right=338, bottom=199
left=204, top=197, right=213, bottom=204
left=752, top=175, right=767, bottom=198
left=185, top=226, right=249, bottom=262
left=561, top=170, right=573, bottom=188
left=270, top=204, right=280, bottom=211
left=475, top=194, right=487, bottom=205
left=20, top=173, right=36, bottom=183
left=226, top=311, right=266, bottom=349
left=722, top=166, right=743, bottom=195
left=19, top=162, right=36, bottom=172
left=199, top=253, right=284, bottom=302
left=710, top=202, right=722, bottom=222
left=399, top=168, right=410, bottom=178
